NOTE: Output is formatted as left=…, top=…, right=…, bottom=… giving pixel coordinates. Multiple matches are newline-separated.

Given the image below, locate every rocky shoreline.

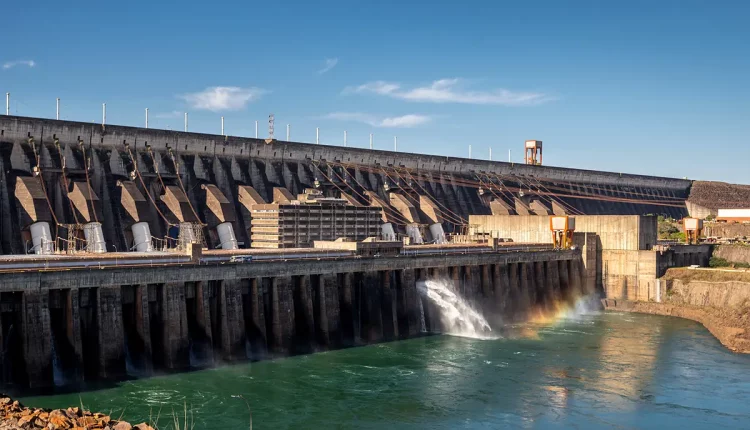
left=602, top=299, right=750, bottom=354
left=0, top=396, right=153, bottom=430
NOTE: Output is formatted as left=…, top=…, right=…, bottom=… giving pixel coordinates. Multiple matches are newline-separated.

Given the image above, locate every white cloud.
left=318, top=58, right=339, bottom=75
left=2, top=60, right=36, bottom=70
left=345, top=78, right=553, bottom=106
left=180, top=86, right=266, bottom=112
left=325, top=112, right=431, bottom=128
left=154, top=110, right=183, bottom=119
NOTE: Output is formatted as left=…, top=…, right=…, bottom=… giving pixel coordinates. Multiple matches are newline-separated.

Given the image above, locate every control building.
left=249, top=188, right=383, bottom=248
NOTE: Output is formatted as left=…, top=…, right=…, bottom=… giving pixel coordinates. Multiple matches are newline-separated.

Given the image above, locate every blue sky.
left=3, top=0, right=749, bottom=183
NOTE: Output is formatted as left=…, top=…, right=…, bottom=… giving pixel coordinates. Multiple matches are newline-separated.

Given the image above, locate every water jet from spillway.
left=417, top=279, right=498, bottom=340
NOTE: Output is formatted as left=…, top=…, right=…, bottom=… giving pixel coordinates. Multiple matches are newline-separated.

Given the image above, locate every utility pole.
left=5, top=93, right=9, bottom=115
left=56, top=98, right=60, bottom=120
left=145, top=108, right=149, bottom=129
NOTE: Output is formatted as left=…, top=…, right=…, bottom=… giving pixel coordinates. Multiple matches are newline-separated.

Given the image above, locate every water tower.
left=525, top=140, right=543, bottom=165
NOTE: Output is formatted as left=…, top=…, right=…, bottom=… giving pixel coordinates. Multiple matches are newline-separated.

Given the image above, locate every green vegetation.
left=709, top=256, right=750, bottom=269
left=658, top=216, right=686, bottom=241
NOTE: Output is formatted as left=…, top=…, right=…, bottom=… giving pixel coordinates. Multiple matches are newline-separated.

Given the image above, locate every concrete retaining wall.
left=469, top=214, right=657, bottom=251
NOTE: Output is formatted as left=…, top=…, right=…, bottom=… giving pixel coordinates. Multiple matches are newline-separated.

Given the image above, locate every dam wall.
left=0, top=249, right=583, bottom=389
left=0, top=116, right=691, bottom=256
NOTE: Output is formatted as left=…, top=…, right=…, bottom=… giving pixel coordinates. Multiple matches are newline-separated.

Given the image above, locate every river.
left=18, top=311, right=750, bottom=429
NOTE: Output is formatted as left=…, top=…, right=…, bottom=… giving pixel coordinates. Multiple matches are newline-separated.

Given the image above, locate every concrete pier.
left=96, top=286, right=126, bottom=379
left=161, top=283, right=189, bottom=370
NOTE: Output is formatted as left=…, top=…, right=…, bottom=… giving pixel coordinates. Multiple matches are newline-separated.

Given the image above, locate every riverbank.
left=605, top=267, right=750, bottom=353
left=0, top=395, right=153, bottom=430
left=602, top=299, right=750, bottom=353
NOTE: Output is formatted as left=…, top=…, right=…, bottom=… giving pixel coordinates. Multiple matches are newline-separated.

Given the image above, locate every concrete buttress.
left=295, top=275, right=316, bottom=352
left=339, top=273, right=356, bottom=345
left=398, top=268, right=420, bottom=337
left=161, top=283, right=190, bottom=370
left=134, top=285, right=153, bottom=373
left=558, top=260, right=571, bottom=303
left=323, top=274, right=341, bottom=347
left=247, top=279, right=267, bottom=358
left=96, top=286, right=126, bottom=379
left=193, top=282, right=214, bottom=365
left=22, top=290, right=52, bottom=388
left=65, top=289, right=84, bottom=382
left=271, top=277, right=295, bottom=354
left=380, top=271, right=398, bottom=341
left=219, top=279, right=246, bottom=361
left=362, top=272, right=383, bottom=342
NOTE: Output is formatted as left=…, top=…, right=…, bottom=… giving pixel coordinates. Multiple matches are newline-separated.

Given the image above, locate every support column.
left=480, top=265, right=493, bottom=314
left=493, top=264, right=510, bottom=317
left=450, top=266, right=460, bottom=291
left=314, top=275, right=329, bottom=347
left=363, top=272, right=383, bottom=343
left=193, top=282, right=214, bottom=365
left=323, top=274, right=341, bottom=347
left=96, top=286, right=126, bottom=379
left=574, top=258, right=589, bottom=296
left=296, top=275, right=316, bottom=352
left=558, top=260, right=571, bottom=303
left=161, top=283, right=189, bottom=370
left=508, top=263, right=519, bottom=297
left=339, top=272, right=356, bottom=345
left=65, top=289, right=84, bottom=381
left=520, top=262, right=534, bottom=315
left=22, top=290, right=52, bottom=388
left=481, top=265, right=492, bottom=297
left=134, top=284, right=153, bottom=373
left=219, top=279, right=246, bottom=361
left=398, top=268, right=420, bottom=337
left=469, top=266, right=482, bottom=303
left=569, top=259, right=582, bottom=297
left=380, top=271, right=398, bottom=341
left=247, top=278, right=267, bottom=358
left=271, top=276, right=295, bottom=354
left=546, top=260, right=561, bottom=304
left=533, top=262, right=546, bottom=307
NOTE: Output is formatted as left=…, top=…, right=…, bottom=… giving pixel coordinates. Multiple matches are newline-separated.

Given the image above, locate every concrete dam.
left=0, top=115, right=691, bottom=254
left=0, top=115, right=704, bottom=390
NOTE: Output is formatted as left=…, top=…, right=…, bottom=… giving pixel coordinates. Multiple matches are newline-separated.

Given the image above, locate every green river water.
left=18, top=311, right=750, bottom=429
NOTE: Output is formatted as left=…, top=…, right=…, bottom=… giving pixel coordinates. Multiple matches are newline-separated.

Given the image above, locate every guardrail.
left=0, top=244, right=560, bottom=273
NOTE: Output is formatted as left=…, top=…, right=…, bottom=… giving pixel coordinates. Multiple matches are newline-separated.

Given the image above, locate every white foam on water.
left=417, top=279, right=498, bottom=340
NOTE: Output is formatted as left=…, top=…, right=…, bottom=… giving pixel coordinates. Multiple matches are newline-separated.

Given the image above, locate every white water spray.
left=417, top=279, right=497, bottom=339
left=418, top=298, right=427, bottom=333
